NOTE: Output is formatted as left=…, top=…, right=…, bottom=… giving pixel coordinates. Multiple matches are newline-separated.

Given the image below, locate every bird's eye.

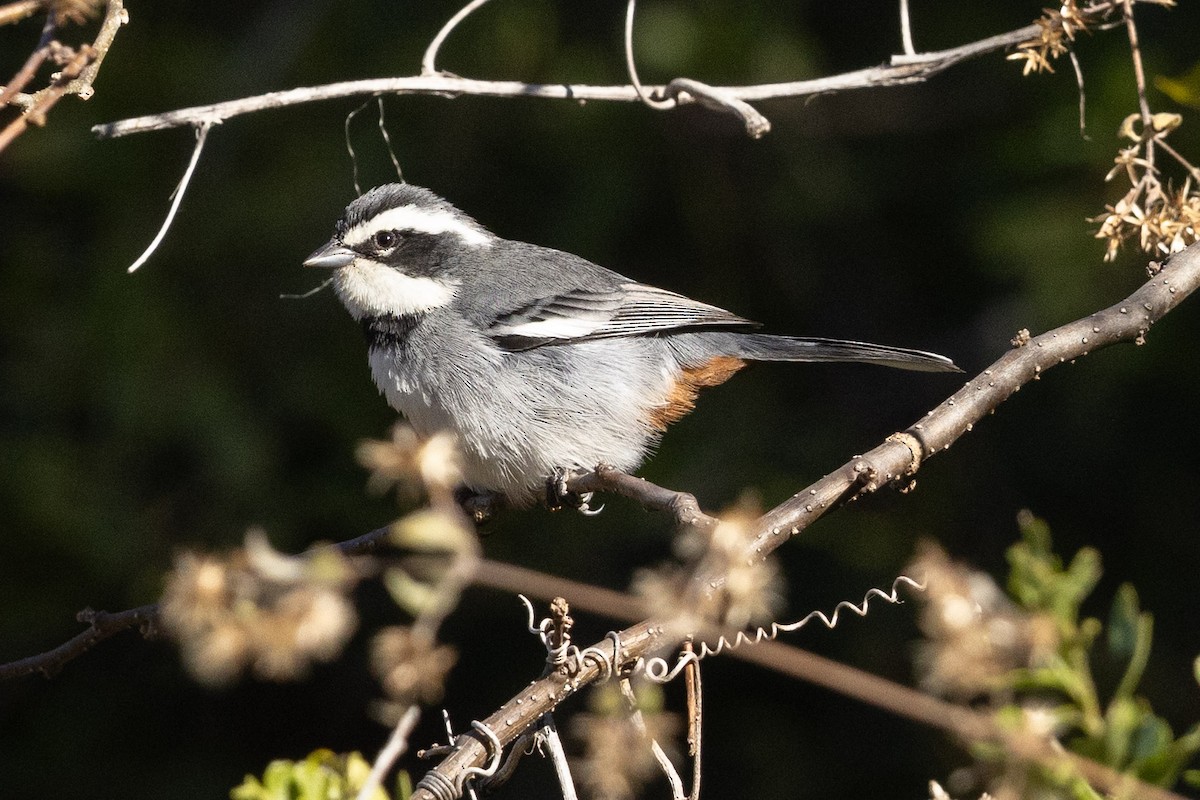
left=373, top=230, right=399, bottom=249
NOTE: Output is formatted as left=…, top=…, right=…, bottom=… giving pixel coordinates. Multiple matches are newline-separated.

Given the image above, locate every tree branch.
left=0, top=42, right=94, bottom=151
left=0, top=603, right=158, bottom=681
left=479, top=561, right=1191, bottom=800
left=5, top=242, right=1198, bottom=795
left=564, top=465, right=716, bottom=529
left=408, top=243, right=1200, bottom=800
left=0, top=0, right=127, bottom=153
left=91, top=21, right=1042, bottom=140
left=746, top=250, right=1199, bottom=558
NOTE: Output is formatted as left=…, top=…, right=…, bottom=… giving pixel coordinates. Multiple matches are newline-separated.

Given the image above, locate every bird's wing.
left=487, top=281, right=758, bottom=350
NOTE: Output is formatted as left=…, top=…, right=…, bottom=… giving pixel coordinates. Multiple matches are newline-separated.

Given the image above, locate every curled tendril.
left=461, top=720, right=503, bottom=781
left=640, top=576, right=926, bottom=682
left=519, top=577, right=925, bottom=687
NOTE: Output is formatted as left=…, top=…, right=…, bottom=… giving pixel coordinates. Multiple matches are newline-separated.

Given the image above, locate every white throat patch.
left=333, top=260, right=459, bottom=320
left=342, top=205, right=493, bottom=249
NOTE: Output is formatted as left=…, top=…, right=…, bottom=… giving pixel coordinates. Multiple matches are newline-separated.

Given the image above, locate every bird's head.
left=304, top=184, right=494, bottom=320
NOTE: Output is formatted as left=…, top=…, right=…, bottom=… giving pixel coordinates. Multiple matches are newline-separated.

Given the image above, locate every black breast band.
left=361, top=314, right=421, bottom=349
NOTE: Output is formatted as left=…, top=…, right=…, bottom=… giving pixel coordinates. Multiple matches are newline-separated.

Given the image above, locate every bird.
left=304, top=183, right=958, bottom=508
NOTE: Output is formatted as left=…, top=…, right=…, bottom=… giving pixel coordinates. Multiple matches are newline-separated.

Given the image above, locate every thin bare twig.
left=1070, top=49, right=1088, bottom=138
left=618, top=677, right=687, bottom=800
left=1, top=0, right=127, bottom=112
left=623, top=0, right=671, bottom=111
left=1156, top=137, right=1200, bottom=182
left=0, top=42, right=93, bottom=152
left=736, top=640, right=1191, bottom=800
left=59, top=0, right=127, bottom=101
left=344, top=98, right=374, bottom=196
left=898, top=0, right=916, bottom=56
left=421, top=0, right=494, bottom=77
left=93, top=21, right=1044, bottom=140
left=0, top=604, right=158, bottom=681
left=683, top=643, right=702, bottom=800
left=376, top=97, right=404, bottom=182
left=0, top=0, right=42, bottom=27
left=661, top=77, right=771, bottom=138
left=0, top=522, right=397, bottom=681
left=355, top=705, right=422, bottom=800
left=536, top=714, right=579, bottom=800
left=746, top=246, right=1200, bottom=556
left=0, top=7, right=55, bottom=108
left=1122, top=0, right=1153, bottom=163
left=125, top=122, right=212, bottom=273
left=0, top=20, right=55, bottom=108
left=564, top=465, right=715, bottom=529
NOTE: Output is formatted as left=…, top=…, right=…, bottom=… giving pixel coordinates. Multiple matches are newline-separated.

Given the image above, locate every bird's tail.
left=696, top=332, right=961, bottom=373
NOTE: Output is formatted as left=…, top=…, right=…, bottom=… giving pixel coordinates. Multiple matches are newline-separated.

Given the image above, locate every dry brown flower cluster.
left=357, top=425, right=461, bottom=501
left=632, top=503, right=783, bottom=640
left=160, top=531, right=359, bottom=687
left=1093, top=114, right=1200, bottom=261
left=1007, top=0, right=1175, bottom=75
left=1007, top=0, right=1113, bottom=76
left=571, top=683, right=681, bottom=800
left=355, top=424, right=480, bottom=721
left=1007, top=1, right=1198, bottom=262
left=370, top=626, right=458, bottom=714
left=909, top=543, right=1056, bottom=701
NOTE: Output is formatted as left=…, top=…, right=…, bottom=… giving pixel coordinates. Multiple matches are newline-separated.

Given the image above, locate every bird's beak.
left=303, top=240, right=356, bottom=269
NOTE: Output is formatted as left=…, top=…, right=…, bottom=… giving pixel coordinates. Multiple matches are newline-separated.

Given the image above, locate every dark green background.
left=3, top=1, right=1199, bottom=797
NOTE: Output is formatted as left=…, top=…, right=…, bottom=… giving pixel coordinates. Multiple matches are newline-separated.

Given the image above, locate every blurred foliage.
left=1156, top=63, right=1200, bottom=108
left=230, top=749, right=403, bottom=800
left=986, top=513, right=1200, bottom=797
left=3, top=1, right=1200, bottom=799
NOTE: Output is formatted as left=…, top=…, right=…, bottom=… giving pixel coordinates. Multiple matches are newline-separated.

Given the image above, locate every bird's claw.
left=546, top=468, right=605, bottom=516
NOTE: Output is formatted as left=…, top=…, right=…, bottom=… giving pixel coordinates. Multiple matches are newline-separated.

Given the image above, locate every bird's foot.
left=546, top=467, right=605, bottom=516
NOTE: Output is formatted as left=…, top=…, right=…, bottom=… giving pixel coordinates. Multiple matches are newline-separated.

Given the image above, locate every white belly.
left=366, top=339, right=676, bottom=503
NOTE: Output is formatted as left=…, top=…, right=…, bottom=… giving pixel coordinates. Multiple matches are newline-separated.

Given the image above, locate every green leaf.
left=1138, top=721, right=1200, bottom=787
left=229, top=751, right=388, bottom=800
left=1104, top=696, right=1140, bottom=767
left=395, top=771, right=413, bottom=800
left=1129, top=711, right=1173, bottom=765
left=229, top=776, right=270, bottom=800
left=1066, top=776, right=1105, bottom=800
left=1061, top=547, right=1102, bottom=614
left=1078, top=617, right=1103, bottom=651
left=1107, top=583, right=1141, bottom=662
left=1010, top=661, right=1094, bottom=710
left=1016, top=509, right=1053, bottom=558
left=1113, top=612, right=1154, bottom=703
left=263, top=760, right=299, bottom=796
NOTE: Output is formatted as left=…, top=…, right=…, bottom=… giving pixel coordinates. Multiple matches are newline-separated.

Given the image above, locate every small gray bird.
left=305, top=184, right=957, bottom=506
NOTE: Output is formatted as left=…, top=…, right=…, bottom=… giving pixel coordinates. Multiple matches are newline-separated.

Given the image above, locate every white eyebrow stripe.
left=332, top=259, right=460, bottom=320
left=342, top=205, right=494, bottom=248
